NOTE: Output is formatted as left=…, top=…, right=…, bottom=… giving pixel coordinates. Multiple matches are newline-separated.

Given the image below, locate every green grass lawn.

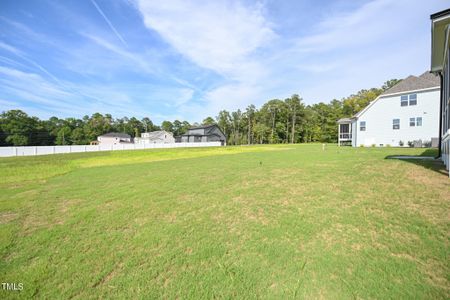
left=0, top=144, right=449, bottom=299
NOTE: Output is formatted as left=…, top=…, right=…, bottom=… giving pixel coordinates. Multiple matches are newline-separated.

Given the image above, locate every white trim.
left=431, top=17, right=450, bottom=72
left=443, top=24, right=450, bottom=72
left=432, top=13, right=450, bottom=23
left=444, top=129, right=450, bottom=141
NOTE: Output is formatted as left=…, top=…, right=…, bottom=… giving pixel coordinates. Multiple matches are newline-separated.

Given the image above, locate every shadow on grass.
left=385, top=148, right=449, bottom=177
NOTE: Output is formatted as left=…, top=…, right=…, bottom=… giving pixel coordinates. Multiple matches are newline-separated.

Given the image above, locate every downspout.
left=437, top=72, right=443, bottom=159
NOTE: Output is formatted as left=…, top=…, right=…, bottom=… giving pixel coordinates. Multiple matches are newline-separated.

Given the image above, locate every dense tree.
left=161, top=120, right=174, bottom=133
left=202, top=117, right=216, bottom=125
left=0, top=78, right=397, bottom=146
left=285, top=94, right=305, bottom=143
left=245, top=105, right=256, bottom=145
left=216, top=110, right=232, bottom=142
left=141, top=117, right=155, bottom=133
left=0, top=110, right=35, bottom=146
left=382, top=79, right=401, bottom=91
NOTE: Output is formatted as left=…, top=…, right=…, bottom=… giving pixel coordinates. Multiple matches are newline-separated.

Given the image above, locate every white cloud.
left=133, top=0, right=277, bottom=120
left=295, top=0, right=416, bottom=53
left=2, top=0, right=449, bottom=123
left=135, top=0, right=275, bottom=78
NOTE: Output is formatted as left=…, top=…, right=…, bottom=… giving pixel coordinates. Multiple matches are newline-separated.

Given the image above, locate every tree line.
left=0, top=79, right=400, bottom=146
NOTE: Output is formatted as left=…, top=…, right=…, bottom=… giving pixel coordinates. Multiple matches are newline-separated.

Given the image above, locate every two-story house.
left=179, top=124, right=226, bottom=145
left=134, top=131, right=175, bottom=144
left=338, top=72, right=440, bottom=147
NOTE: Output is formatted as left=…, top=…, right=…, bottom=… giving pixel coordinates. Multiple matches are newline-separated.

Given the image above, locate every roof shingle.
left=381, top=72, right=439, bottom=96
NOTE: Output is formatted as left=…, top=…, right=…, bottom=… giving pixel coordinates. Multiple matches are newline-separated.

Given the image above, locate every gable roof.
left=182, top=124, right=226, bottom=139
left=381, top=72, right=439, bottom=96
left=337, top=118, right=355, bottom=123
left=354, top=71, right=440, bottom=119
left=189, top=124, right=218, bottom=130
left=99, top=132, right=131, bottom=138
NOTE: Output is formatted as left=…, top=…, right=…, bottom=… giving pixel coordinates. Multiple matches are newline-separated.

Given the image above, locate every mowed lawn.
left=0, top=144, right=449, bottom=299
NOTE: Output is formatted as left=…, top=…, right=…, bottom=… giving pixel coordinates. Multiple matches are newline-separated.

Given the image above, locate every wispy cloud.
left=135, top=0, right=275, bottom=78
left=1, top=0, right=449, bottom=122
left=133, top=0, right=278, bottom=119
left=89, top=0, right=128, bottom=48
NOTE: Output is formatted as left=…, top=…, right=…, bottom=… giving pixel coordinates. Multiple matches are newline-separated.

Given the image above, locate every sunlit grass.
left=0, top=144, right=448, bottom=299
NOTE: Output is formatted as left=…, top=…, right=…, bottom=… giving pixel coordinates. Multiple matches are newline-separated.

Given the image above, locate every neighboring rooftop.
left=337, top=118, right=354, bottom=123
left=381, top=72, right=440, bottom=96
left=189, top=124, right=218, bottom=130
left=99, top=132, right=131, bottom=138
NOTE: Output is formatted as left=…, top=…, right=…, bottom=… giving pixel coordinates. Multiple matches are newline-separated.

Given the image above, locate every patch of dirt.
left=0, top=212, right=18, bottom=224
left=59, top=198, right=81, bottom=214
left=422, top=258, right=450, bottom=293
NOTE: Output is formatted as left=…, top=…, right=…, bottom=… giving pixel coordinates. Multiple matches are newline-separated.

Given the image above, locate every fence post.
left=15, top=147, right=18, bottom=156
left=34, top=147, right=37, bottom=156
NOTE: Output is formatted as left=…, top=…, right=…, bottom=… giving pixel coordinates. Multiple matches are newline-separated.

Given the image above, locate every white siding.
left=351, top=121, right=357, bottom=147
left=355, top=89, right=440, bottom=146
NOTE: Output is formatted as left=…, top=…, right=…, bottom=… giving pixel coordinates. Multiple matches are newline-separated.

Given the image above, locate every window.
left=360, top=121, right=366, bottom=131
left=416, top=117, right=422, bottom=126
left=393, top=119, right=400, bottom=130
left=409, top=94, right=417, bottom=106
left=410, top=117, right=415, bottom=127
left=401, top=94, right=418, bottom=106
left=401, top=95, right=408, bottom=106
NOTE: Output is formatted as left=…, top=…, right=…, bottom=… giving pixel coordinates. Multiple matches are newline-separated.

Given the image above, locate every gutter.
left=437, top=73, right=443, bottom=159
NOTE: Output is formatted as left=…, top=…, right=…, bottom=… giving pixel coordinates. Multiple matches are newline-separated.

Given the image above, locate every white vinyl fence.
left=0, top=142, right=222, bottom=157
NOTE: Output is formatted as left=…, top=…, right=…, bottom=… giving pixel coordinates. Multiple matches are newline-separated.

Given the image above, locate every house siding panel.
left=354, top=90, right=440, bottom=146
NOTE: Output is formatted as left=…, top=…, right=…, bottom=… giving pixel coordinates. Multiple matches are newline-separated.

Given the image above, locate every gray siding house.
left=178, top=124, right=226, bottom=145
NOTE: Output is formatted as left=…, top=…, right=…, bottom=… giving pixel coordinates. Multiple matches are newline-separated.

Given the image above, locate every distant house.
left=134, top=131, right=175, bottom=144
left=338, top=72, right=440, bottom=147
left=178, top=124, right=226, bottom=145
left=97, top=132, right=132, bottom=145
left=430, top=8, right=450, bottom=174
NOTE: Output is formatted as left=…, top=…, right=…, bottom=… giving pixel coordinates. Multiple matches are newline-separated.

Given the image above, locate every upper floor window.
left=416, top=117, right=422, bottom=126
left=409, top=94, right=417, bottom=105
left=401, top=95, right=408, bottom=106
left=393, top=119, right=400, bottom=130
left=360, top=121, right=366, bottom=131
left=400, top=94, right=417, bottom=106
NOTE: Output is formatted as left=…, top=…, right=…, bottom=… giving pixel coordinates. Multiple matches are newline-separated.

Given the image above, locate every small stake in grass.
left=322, top=144, right=326, bottom=151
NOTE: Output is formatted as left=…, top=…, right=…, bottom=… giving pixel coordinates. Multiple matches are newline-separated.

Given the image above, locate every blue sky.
left=0, top=0, right=448, bottom=123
